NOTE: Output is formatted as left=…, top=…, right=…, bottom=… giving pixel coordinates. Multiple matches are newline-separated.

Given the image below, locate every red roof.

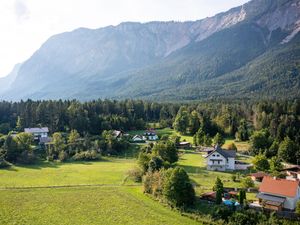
left=259, top=176, right=300, bottom=197
left=250, top=172, right=268, bottom=178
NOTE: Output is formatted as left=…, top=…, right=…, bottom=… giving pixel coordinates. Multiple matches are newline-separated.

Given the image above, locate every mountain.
left=1, top=0, right=300, bottom=101
left=0, top=64, right=21, bottom=94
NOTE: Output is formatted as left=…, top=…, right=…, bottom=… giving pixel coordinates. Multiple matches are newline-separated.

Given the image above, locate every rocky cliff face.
left=1, top=0, right=300, bottom=101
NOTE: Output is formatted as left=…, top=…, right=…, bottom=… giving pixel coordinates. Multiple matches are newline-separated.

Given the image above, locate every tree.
left=213, top=133, right=225, bottom=147
left=252, top=154, right=270, bottom=172
left=138, top=152, right=151, bottom=173
left=173, top=107, right=189, bottom=134
left=296, top=200, right=300, bottom=215
left=188, top=110, right=200, bottom=135
left=238, top=189, right=246, bottom=206
left=249, top=129, right=272, bottom=155
left=278, top=137, right=298, bottom=164
left=16, top=116, right=24, bottom=132
left=194, top=128, right=205, bottom=146
left=269, top=156, right=283, bottom=175
left=3, top=135, right=19, bottom=162
left=213, top=177, right=224, bottom=204
left=148, top=156, right=164, bottom=172
left=152, top=141, right=178, bottom=164
left=52, top=132, right=65, bottom=154
left=68, top=130, right=80, bottom=145
left=163, top=167, right=195, bottom=207
left=241, top=177, right=254, bottom=189
left=235, top=119, right=249, bottom=141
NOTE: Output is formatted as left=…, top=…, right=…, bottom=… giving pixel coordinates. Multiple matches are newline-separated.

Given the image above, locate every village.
left=18, top=125, right=300, bottom=218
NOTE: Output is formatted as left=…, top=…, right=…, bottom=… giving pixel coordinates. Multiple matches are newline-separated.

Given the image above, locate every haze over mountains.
left=1, top=0, right=300, bottom=101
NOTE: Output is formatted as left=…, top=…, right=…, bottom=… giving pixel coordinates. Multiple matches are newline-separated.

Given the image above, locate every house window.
left=216, top=154, right=219, bottom=157
left=212, top=154, right=215, bottom=157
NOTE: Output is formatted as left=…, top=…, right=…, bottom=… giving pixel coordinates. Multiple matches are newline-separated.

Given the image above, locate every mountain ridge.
left=1, top=0, right=300, bottom=101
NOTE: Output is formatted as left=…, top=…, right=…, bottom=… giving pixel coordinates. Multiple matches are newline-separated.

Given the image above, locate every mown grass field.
left=0, top=128, right=254, bottom=225
left=0, top=187, right=199, bottom=225
left=0, top=158, right=135, bottom=188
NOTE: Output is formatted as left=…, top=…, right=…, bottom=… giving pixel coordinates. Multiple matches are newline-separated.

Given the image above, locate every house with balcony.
left=205, top=145, right=236, bottom=171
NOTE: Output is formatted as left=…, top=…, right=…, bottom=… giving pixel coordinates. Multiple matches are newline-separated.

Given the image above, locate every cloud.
left=14, top=0, right=30, bottom=22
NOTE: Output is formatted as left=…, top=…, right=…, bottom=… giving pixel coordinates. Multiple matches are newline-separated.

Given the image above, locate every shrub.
left=126, top=167, right=143, bottom=182
left=241, top=177, right=254, bottom=189
left=72, top=150, right=100, bottom=161
left=58, top=151, right=69, bottom=162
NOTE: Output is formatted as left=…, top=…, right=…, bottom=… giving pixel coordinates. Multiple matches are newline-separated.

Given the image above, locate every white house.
left=24, top=127, right=49, bottom=140
left=148, top=134, right=159, bottom=141
left=205, top=146, right=236, bottom=171
left=257, top=176, right=300, bottom=211
left=132, top=135, right=146, bottom=142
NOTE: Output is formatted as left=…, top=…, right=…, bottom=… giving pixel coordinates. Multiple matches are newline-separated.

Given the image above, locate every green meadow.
left=0, top=131, right=254, bottom=225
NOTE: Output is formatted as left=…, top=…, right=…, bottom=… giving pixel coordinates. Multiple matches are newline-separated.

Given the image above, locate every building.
left=206, top=145, right=236, bottom=171
left=257, top=176, right=300, bottom=211
left=148, top=134, right=159, bottom=141
left=178, top=141, right=191, bottom=149
left=132, top=135, right=146, bottom=142
left=249, top=172, right=268, bottom=182
left=282, top=165, right=300, bottom=180
left=24, top=127, right=49, bottom=141
left=112, top=130, right=123, bottom=139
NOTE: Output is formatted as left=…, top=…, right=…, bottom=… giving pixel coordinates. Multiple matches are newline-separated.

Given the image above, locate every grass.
left=0, top=186, right=199, bottom=225
left=223, top=138, right=250, bottom=152
left=0, top=132, right=255, bottom=225
left=177, top=151, right=254, bottom=195
left=0, top=158, right=135, bottom=188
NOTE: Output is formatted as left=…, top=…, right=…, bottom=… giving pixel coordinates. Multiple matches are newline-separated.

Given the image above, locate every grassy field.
left=223, top=138, right=250, bottom=152
left=0, top=186, right=199, bottom=225
left=0, top=158, right=135, bottom=188
left=0, top=131, right=255, bottom=225
left=178, top=151, right=243, bottom=194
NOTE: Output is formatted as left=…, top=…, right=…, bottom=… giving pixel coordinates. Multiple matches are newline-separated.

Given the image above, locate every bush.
left=143, top=171, right=164, bottom=197
left=0, top=157, right=10, bottom=168
left=72, top=150, right=100, bottom=161
left=58, top=151, right=69, bottom=162
left=126, top=167, right=143, bottom=182
left=241, top=177, right=254, bottom=189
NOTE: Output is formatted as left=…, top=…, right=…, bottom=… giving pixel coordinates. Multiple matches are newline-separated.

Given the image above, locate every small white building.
left=24, top=127, right=49, bottom=140
left=132, top=135, right=146, bottom=142
left=206, top=146, right=236, bottom=171
left=148, top=134, right=159, bottom=141
left=257, top=176, right=300, bottom=211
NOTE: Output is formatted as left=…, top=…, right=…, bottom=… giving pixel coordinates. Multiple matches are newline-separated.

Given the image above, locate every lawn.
left=0, top=186, right=199, bottom=225
left=0, top=158, right=135, bottom=188
left=223, top=138, right=250, bottom=152
left=177, top=151, right=254, bottom=195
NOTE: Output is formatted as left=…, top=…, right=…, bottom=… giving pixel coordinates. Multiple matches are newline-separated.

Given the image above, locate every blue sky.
left=0, top=0, right=249, bottom=77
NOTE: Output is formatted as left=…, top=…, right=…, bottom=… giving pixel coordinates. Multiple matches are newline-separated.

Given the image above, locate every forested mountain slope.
left=1, top=0, right=300, bottom=101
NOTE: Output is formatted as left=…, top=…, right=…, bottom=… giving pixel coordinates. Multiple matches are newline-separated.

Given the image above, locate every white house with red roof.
left=257, top=176, right=300, bottom=211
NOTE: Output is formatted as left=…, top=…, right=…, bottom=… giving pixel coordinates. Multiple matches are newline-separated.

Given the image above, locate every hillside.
left=1, top=0, right=300, bottom=101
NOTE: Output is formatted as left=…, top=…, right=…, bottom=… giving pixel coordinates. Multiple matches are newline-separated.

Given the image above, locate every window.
left=212, top=154, right=215, bottom=157
left=216, top=154, right=219, bottom=157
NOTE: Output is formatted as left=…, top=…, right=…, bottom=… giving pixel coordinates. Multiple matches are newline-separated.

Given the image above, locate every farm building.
left=257, top=176, right=300, bottom=211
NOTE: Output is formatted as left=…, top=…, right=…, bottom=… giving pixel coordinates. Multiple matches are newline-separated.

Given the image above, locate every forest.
left=0, top=99, right=299, bottom=166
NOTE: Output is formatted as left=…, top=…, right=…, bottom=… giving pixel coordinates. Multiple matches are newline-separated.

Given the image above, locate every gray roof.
left=24, top=127, right=49, bottom=133
left=256, top=193, right=286, bottom=203
left=206, top=145, right=236, bottom=159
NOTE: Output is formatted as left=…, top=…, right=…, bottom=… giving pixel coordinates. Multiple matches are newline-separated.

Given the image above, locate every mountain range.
left=1, top=0, right=300, bottom=101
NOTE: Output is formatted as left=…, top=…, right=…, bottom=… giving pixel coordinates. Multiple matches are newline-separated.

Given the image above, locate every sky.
left=0, top=0, right=249, bottom=78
